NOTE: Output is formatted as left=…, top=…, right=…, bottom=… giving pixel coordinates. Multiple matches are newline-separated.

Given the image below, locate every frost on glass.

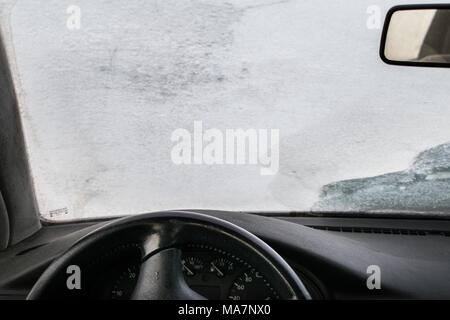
left=3, top=0, right=450, bottom=220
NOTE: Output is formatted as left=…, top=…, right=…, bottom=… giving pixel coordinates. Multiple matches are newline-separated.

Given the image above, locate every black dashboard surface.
left=0, top=211, right=449, bottom=300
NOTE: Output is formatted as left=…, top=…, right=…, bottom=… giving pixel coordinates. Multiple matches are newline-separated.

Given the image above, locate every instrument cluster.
left=101, top=243, right=279, bottom=300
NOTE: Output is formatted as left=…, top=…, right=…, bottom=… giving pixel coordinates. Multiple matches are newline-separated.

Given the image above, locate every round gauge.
left=209, top=257, right=234, bottom=278
left=110, top=265, right=139, bottom=300
left=181, top=256, right=205, bottom=276
left=228, top=268, right=279, bottom=300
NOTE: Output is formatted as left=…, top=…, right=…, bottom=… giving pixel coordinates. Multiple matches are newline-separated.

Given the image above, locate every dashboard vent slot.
left=308, top=225, right=450, bottom=237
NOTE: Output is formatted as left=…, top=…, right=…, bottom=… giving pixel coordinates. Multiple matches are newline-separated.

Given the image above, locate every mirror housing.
left=380, top=4, right=450, bottom=68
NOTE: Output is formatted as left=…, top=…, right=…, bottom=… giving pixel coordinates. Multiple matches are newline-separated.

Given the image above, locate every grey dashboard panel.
left=211, top=212, right=450, bottom=299
left=0, top=220, right=109, bottom=298
left=0, top=212, right=449, bottom=299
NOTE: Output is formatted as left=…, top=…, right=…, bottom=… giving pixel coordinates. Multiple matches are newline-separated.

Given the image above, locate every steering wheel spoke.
left=131, top=248, right=205, bottom=300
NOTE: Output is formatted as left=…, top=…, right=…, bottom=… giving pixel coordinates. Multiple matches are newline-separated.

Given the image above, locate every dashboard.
left=0, top=210, right=450, bottom=300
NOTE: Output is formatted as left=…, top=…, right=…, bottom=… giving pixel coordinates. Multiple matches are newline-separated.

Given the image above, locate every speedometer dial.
left=228, top=268, right=279, bottom=300
left=182, top=257, right=204, bottom=276
left=181, top=244, right=280, bottom=300
left=209, top=258, right=234, bottom=278
left=110, top=264, right=139, bottom=300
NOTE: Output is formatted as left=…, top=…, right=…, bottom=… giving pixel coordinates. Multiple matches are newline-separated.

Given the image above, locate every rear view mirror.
left=380, top=5, right=450, bottom=67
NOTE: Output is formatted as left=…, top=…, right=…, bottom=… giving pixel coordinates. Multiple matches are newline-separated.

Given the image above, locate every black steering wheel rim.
left=27, top=211, right=311, bottom=300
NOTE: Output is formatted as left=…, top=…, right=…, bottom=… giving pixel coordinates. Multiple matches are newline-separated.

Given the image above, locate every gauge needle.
left=210, top=262, right=224, bottom=277
left=182, top=262, right=194, bottom=276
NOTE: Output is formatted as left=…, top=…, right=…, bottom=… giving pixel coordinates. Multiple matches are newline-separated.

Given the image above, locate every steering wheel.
left=27, top=211, right=311, bottom=300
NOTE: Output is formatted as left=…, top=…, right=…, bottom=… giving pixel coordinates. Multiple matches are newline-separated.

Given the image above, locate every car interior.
left=0, top=2, right=450, bottom=301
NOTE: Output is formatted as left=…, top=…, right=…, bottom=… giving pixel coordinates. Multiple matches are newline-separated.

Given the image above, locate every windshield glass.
left=2, top=0, right=450, bottom=220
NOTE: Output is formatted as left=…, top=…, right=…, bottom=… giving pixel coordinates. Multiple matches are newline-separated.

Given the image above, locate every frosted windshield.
left=3, top=0, right=450, bottom=220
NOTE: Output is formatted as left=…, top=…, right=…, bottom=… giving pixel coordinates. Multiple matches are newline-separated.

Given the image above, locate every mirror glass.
left=384, top=9, right=450, bottom=64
